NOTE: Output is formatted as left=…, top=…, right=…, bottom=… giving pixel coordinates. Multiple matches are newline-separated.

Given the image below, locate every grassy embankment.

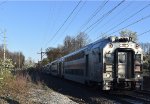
left=0, top=69, right=46, bottom=104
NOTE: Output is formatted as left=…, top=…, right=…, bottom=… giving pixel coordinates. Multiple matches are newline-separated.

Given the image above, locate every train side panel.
left=50, top=61, right=59, bottom=76
left=63, top=51, right=86, bottom=83
left=87, top=43, right=104, bottom=85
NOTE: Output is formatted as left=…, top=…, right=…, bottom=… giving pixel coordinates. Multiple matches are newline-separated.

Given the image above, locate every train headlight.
left=137, top=74, right=140, bottom=78
left=105, top=82, right=109, bottom=86
left=106, top=73, right=111, bottom=78
left=135, top=74, right=141, bottom=79
left=109, top=44, right=113, bottom=48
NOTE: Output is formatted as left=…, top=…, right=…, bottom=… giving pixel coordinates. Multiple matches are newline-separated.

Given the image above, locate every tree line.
left=0, top=45, right=25, bottom=69
left=45, top=32, right=90, bottom=63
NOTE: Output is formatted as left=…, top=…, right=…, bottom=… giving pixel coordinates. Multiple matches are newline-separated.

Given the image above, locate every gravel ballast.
left=29, top=88, right=78, bottom=104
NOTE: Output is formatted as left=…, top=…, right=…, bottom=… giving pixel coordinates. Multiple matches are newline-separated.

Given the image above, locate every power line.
left=51, top=0, right=107, bottom=49
left=41, top=6, right=53, bottom=48
left=104, top=3, right=150, bottom=34
left=79, top=0, right=109, bottom=32
left=62, top=0, right=87, bottom=36
left=138, top=29, right=150, bottom=36
left=93, top=14, right=150, bottom=43
left=94, top=1, right=132, bottom=35
left=42, top=2, right=63, bottom=49
left=55, top=0, right=124, bottom=47
left=0, top=0, right=7, bottom=6
left=51, top=1, right=87, bottom=47
left=44, top=0, right=82, bottom=48
left=70, top=0, right=109, bottom=44
left=84, top=0, right=125, bottom=33
left=109, top=14, right=150, bottom=35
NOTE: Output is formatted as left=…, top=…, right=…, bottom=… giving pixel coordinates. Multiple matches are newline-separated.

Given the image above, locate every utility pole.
left=3, top=30, right=7, bottom=72
left=37, top=48, right=46, bottom=61
left=3, top=30, right=6, bottom=62
left=0, top=29, right=6, bottom=77
left=19, top=52, right=20, bottom=69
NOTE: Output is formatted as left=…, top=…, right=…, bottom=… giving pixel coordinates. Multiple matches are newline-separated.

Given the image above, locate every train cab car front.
left=102, top=37, right=143, bottom=90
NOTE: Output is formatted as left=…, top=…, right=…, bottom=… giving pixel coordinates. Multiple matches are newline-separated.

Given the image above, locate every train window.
left=105, top=53, right=112, bottom=64
left=118, top=53, right=126, bottom=63
left=65, top=51, right=85, bottom=62
left=65, top=69, right=84, bottom=76
left=135, top=54, right=141, bottom=63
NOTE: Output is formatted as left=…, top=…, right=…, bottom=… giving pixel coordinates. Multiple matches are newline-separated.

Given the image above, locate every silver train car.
left=45, top=36, right=143, bottom=90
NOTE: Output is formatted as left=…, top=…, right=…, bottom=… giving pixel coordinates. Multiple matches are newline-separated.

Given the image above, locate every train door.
left=59, top=62, right=62, bottom=77
left=118, top=52, right=127, bottom=78
left=115, top=49, right=134, bottom=79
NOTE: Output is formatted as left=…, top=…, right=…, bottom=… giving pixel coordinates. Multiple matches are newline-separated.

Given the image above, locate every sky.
left=0, top=0, right=150, bottom=62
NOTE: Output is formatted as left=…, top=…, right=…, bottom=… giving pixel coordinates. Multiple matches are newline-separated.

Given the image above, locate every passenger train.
left=43, top=36, right=143, bottom=90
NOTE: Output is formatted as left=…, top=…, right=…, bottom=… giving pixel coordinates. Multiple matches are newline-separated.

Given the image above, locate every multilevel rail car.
left=43, top=36, right=143, bottom=90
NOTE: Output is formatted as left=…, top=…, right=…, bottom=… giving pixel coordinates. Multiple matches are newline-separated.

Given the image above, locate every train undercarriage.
left=103, top=79, right=142, bottom=90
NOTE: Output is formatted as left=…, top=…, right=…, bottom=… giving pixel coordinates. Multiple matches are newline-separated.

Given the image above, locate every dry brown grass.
left=0, top=71, right=32, bottom=103
left=0, top=70, right=49, bottom=104
left=0, top=68, right=47, bottom=104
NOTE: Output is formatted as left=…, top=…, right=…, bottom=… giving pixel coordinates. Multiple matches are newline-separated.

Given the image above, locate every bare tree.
left=46, top=47, right=63, bottom=62
left=75, top=32, right=89, bottom=49
left=119, top=29, right=138, bottom=42
left=24, top=57, right=35, bottom=68
left=63, top=32, right=90, bottom=53
left=46, top=32, right=90, bottom=62
left=63, top=35, right=74, bottom=54
left=0, top=44, right=25, bottom=68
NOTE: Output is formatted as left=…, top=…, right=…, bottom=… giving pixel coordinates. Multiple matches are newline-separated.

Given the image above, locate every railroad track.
left=105, top=90, right=150, bottom=104
left=102, top=93, right=138, bottom=104
left=134, top=90, right=150, bottom=96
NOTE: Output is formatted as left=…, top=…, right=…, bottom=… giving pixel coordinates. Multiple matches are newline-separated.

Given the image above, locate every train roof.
left=61, top=37, right=108, bottom=58
left=51, top=36, right=135, bottom=61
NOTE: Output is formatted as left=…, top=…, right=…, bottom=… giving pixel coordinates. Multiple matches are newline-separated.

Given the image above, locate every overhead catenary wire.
left=41, top=2, right=62, bottom=50
left=52, top=0, right=108, bottom=49
left=62, top=0, right=125, bottom=47
left=94, top=1, right=132, bottom=35
left=84, top=0, right=125, bottom=40
left=92, top=14, right=150, bottom=43
left=104, top=3, right=150, bottom=34
left=51, top=0, right=87, bottom=46
left=84, top=0, right=125, bottom=33
left=0, top=0, right=7, bottom=6
left=79, top=0, right=109, bottom=32
left=44, top=0, right=82, bottom=48
left=41, top=6, right=53, bottom=48
left=108, top=14, right=150, bottom=35
left=44, top=1, right=150, bottom=52
left=138, top=29, right=150, bottom=36
left=62, top=0, right=87, bottom=35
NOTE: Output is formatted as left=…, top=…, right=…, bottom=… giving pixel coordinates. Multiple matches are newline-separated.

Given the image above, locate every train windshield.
left=118, top=53, right=126, bottom=63
left=105, top=53, right=113, bottom=64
